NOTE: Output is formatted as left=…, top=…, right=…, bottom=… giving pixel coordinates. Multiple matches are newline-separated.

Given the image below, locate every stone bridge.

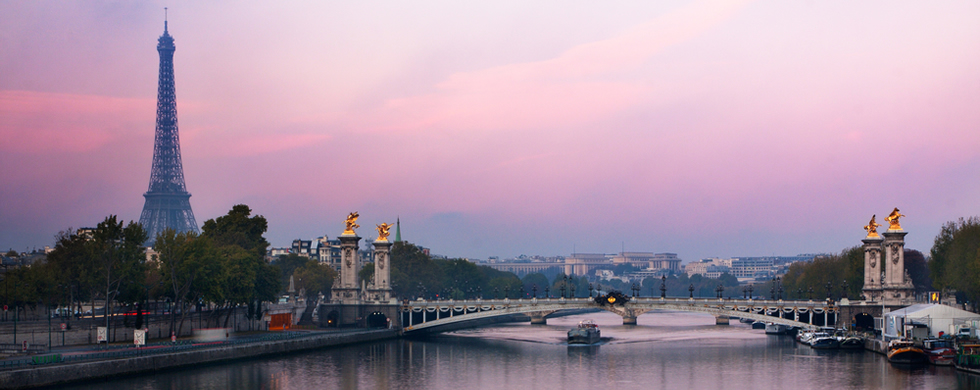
left=401, top=296, right=840, bottom=334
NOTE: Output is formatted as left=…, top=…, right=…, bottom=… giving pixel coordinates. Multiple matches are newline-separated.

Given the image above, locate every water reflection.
left=60, top=311, right=971, bottom=390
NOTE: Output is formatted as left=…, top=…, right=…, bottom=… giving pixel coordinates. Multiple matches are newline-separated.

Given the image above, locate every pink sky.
left=2, top=1, right=979, bottom=261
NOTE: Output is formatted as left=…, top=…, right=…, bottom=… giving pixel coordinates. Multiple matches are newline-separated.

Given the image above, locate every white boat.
left=765, top=323, right=789, bottom=335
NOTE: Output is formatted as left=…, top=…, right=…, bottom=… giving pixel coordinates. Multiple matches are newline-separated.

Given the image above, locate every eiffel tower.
left=139, top=17, right=199, bottom=244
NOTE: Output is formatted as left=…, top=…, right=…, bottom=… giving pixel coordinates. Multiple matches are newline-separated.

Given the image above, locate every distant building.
left=291, top=239, right=312, bottom=258
left=685, top=258, right=731, bottom=278
left=314, top=236, right=342, bottom=272
left=610, top=252, right=682, bottom=273
left=564, top=253, right=611, bottom=276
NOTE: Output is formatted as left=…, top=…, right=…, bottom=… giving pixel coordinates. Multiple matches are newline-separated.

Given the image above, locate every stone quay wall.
left=0, top=329, right=397, bottom=389
left=0, top=309, right=263, bottom=349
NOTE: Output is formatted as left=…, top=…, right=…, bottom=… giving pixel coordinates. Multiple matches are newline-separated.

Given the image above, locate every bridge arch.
left=401, top=297, right=836, bottom=334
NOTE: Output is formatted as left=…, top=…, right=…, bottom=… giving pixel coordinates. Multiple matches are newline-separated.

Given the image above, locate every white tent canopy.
left=883, top=303, right=980, bottom=340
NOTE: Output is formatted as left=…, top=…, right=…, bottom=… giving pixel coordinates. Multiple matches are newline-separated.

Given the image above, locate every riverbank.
left=0, top=328, right=396, bottom=389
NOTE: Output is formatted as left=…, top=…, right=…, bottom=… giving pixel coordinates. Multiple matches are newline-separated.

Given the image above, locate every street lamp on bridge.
left=688, top=284, right=694, bottom=298
left=660, top=276, right=667, bottom=299
left=716, top=284, right=724, bottom=299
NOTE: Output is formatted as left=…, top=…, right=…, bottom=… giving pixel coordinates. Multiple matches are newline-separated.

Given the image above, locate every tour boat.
left=887, top=339, right=928, bottom=364
left=809, top=333, right=840, bottom=349
left=765, top=323, right=789, bottom=335
left=955, top=344, right=980, bottom=374
left=839, top=336, right=864, bottom=349
left=923, top=339, right=955, bottom=366
left=568, top=320, right=601, bottom=345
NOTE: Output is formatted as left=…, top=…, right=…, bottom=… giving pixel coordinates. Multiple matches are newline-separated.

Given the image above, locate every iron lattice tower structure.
left=139, top=19, right=199, bottom=243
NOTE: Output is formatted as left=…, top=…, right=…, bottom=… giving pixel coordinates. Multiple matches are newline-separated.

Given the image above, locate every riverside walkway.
left=0, top=328, right=396, bottom=389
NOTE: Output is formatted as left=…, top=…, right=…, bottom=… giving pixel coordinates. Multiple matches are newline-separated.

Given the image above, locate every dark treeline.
left=930, top=217, right=980, bottom=306
left=2, top=205, right=340, bottom=337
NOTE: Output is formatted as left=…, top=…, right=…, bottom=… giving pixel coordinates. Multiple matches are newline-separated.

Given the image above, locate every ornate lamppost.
left=532, top=284, right=538, bottom=299
left=660, top=276, right=667, bottom=299
left=825, top=281, right=832, bottom=300
left=777, top=277, right=783, bottom=300
left=841, top=280, right=848, bottom=300
left=747, top=284, right=754, bottom=299
left=689, top=284, right=694, bottom=298
left=545, top=286, right=550, bottom=299
left=563, top=275, right=569, bottom=299
left=716, top=285, right=724, bottom=299
left=570, top=283, right=576, bottom=298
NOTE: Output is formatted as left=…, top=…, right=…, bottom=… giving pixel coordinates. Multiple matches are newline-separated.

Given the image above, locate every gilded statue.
left=884, top=208, right=905, bottom=230
left=343, top=212, right=360, bottom=235
left=864, top=215, right=881, bottom=238
left=376, top=222, right=393, bottom=241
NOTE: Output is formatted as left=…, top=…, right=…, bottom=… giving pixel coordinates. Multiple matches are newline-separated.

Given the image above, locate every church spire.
left=395, top=217, right=402, bottom=242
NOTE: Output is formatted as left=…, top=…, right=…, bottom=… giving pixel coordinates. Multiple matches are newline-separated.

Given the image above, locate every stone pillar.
left=372, top=239, right=392, bottom=301
left=715, top=315, right=729, bottom=325
left=861, top=236, right=883, bottom=301
left=332, top=234, right=361, bottom=304
left=339, top=235, right=361, bottom=289
left=882, top=230, right=907, bottom=287
left=529, top=312, right=548, bottom=325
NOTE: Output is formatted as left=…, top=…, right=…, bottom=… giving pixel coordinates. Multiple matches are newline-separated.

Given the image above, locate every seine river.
left=62, top=311, right=976, bottom=390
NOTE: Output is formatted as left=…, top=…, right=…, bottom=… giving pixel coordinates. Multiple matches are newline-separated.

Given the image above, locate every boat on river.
left=810, top=333, right=839, bottom=349
left=568, top=320, right=601, bottom=345
left=887, top=339, right=928, bottom=364
left=955, top=343, right=980, bottom=374
left=923, top=339, right=955, bottom=366
left=839, top=336, right=864, bottom=349
left=765, top=323, right=789, bottom=335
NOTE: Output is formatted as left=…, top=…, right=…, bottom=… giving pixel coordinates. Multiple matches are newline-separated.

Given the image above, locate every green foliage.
left=201, top=204, right=270, bottom=258
left=930, top=217, right=980, bottom=305
left=92, top=216, right=148, bottom=325
left=780, top=247, right=863, bottom=300
left=904, top=249, right=931, bottom=294
left=294, top=261, right=337, bottom=300
left=5, top=249, right=18, bottom=257
left=358, top=262, right=374, bottom=286
left=275, top=254, right=312, bottom=288
left=522, top=273, right=550, bottom=295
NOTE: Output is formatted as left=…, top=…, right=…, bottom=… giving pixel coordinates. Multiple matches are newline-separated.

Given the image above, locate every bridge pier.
left=529, top=312, right=548, bottom=325
left=715, top=315, right=729, bottom=325
left=622, top=316, right=637, bottom=325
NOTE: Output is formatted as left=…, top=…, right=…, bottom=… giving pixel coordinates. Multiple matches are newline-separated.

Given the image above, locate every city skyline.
left=2, top=1, right=979, bottom=261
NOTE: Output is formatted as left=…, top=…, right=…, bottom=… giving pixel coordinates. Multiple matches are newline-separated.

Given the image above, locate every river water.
left=62, top=311, right=978, bottom=390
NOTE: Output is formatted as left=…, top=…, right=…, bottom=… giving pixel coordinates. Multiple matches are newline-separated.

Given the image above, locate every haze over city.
left=2, top=1, right=979, bottom=261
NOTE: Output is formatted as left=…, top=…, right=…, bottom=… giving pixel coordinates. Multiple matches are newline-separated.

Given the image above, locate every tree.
left=45, top=229, right=97, bottom=324
left=155, top=229, right=220, bottom=335
left=390, top=242, right=443, bottom=299
left=202, top=204, right=270, bottom=258
left=91, top=216, right=147, bottom=340
left=522, top=273, right=550, bottom=296
left=274, top=254, right=312, bottom=289
left=930, top=217, right=980, bottom=306
left=294, top=262, right=337, bottom=301
left=904, top=249, right=931, bottom=294
left=201, top=205, right=280, bottom=327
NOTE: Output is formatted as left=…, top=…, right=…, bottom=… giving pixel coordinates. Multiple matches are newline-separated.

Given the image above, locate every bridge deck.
left=401, top=297, right=838, bottom=333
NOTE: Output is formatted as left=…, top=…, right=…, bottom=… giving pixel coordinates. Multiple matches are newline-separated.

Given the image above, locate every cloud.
left=367, top=0, right=752, bottom=133
left=0, top=90, right=152, bottom=153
